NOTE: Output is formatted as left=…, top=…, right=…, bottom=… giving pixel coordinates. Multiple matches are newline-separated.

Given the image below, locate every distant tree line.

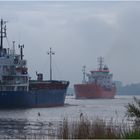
left=115, top=81, right=140, bottom=95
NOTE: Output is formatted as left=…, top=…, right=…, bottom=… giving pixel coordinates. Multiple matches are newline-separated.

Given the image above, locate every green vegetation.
left=125, top=96, right=140, bottom=126
left=124, top=130, right=140, bottom=139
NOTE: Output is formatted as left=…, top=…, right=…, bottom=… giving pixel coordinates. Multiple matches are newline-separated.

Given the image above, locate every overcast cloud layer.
left=0, top=1, right=140, bottom=86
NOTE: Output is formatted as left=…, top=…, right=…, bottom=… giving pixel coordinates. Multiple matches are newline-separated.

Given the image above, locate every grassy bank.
left=57, top=115, right=140, bottom=139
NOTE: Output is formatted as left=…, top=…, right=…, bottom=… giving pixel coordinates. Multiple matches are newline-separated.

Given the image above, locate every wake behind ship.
left=0, top=19, right=69, bottom=108
left=74, top=57, right=116, bottom=99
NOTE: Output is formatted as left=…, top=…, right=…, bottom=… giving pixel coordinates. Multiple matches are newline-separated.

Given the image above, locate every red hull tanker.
left=74, top=57, right=116, bottom=99
left=74, top=84, right=116, bottom=99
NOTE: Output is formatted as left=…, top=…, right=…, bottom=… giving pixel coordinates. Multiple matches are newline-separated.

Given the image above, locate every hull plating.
left=74, top=84, right=116, bottom=99
left=0, top=89, right=67, bottom=108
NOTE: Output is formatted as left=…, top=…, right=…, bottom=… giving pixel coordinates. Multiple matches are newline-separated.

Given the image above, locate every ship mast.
left=0, top=19, right=7, bottom=50
left=18, top=44, right=24, bottom=60
left=98, top=57, right=104, bottom=71
left=47, top=47, right=55, bottom=81
left=82, top=65, right=86, bottom=84
left=12, top=41, right=15, bottom=55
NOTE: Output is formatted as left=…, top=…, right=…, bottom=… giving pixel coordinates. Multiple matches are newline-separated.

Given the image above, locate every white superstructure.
left=86, top=57, right=115, bottom=88
left=0, top=19, right=29, bottom=91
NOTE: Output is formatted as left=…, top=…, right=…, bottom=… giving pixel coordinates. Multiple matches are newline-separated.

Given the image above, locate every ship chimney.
left=36, top=72, right=43, bottom=81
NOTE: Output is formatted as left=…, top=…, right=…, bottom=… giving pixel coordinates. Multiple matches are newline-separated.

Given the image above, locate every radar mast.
left=98, top=57, right=104, bottom=71
left=82, top=65, right=86, bottom=84
left=0, top=19, right=7, bottom=50
left=47, top=47, right=55, bottom=81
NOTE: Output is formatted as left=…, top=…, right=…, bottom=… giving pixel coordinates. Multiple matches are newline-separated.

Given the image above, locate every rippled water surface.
left=0, top=95, right=139, bottom=138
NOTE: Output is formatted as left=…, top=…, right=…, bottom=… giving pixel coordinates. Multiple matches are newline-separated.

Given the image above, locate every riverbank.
left=57, top=114, right=140, bottom=139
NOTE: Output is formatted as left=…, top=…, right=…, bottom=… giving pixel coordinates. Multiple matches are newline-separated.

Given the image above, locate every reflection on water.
left=0, top=118, right=57, bottom=139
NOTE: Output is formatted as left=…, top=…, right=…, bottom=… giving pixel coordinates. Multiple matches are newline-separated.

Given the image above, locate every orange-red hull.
left=74, top=84, right=116, bottom=99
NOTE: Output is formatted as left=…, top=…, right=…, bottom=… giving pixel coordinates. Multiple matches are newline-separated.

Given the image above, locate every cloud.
left=0, top=1, right=140, bottom=85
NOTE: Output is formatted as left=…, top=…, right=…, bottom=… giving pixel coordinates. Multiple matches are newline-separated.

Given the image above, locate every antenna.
left=82, top=65, right=86, bottom=84
left=98, top=57, right=104, bottom=71
left=47, top=47, right=55, bottom=81
left=18, top=44, right=24, bottom=60
left=13, top=41, right=15, bottom=55
left=0, top=19, right=7, bottom=50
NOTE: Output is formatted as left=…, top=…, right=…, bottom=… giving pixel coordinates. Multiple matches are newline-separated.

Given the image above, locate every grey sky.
left=0, top=1, right=140, bottom=86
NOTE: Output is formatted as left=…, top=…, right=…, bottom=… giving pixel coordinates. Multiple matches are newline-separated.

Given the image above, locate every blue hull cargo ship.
left=0, top=19, right=69, bottom=108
